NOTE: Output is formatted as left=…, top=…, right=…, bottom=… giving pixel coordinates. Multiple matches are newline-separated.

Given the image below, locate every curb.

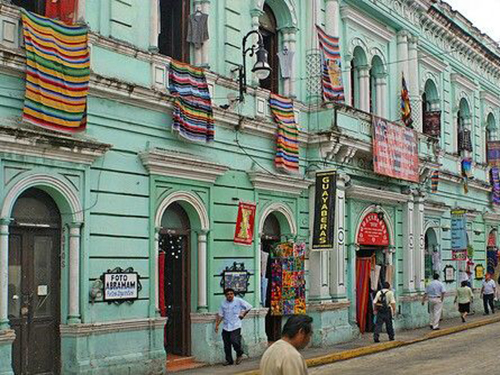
left=237, top=315, right=500, bottom=375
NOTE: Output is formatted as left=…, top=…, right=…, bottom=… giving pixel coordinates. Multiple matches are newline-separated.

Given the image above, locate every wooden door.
left=162, top=232, right=191, bottom=356
left=159, top=0, right=190, bottom=62
left=9, top=227, right=61, bottom=375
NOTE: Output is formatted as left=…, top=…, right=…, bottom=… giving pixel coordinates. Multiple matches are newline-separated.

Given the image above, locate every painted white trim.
left=346, top=185, right=409, bottom=205
left=451, top=73, right=478, bottom=92
left=60, top=317, right=167, bottom=336
left=1, top=173, right=84, bottom=222
left=140, top=148, right=228, bottom=184
left=353, top=205, right=396, bottom=247
left=154, top=191, right=209, bottom=230
left=258, top=201, right=297, bottom=237
left=341, top=6, right=395, bottom=43
left=481, top=91, right=500, bottom=109
left=248, top=171, right=312, bottom=196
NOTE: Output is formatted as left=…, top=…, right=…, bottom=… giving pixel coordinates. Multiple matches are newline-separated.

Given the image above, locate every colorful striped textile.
left=316, top=25, right=345, bottom=103
left=487, top=141, right=500, bottom=166
left=21, top=10, right=89, bottom=133
left=158, top=252, right=167, bottom=317
left=168, top=59, right=214, bottom=143
left=431, top=170, right=439, bottom=193
left=401, top=73, right=413, bottom=128
left=269, top=93, right=300, bottom=174
left=356, top=257, right=371, bottom=334
left=491, top=167, right=500, bottom=205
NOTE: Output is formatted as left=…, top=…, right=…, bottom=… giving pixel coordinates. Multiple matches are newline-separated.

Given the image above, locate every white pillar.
left=76, top=0, right=86, bottom=23
left=154, top=227, right=160, bottom=312
left=197, top=231, right=208, bottom=312
left=408, top=36, right=422, bottom=132
left=325, top=0, right=340, bottom=36
left=287, top=30, right=297, bottom=98
left=375, top=74, right=387, bottom=117
left=0, top=218, right=11, bottom=330
left=250, top=9, right=264, bottom=86
left=149, top=0, right=159, bottom=52
left=68, top=222, right=82, bottom=324
left=397, top=31, right=409, bottom=80
left=282, top=31, right=292, bottom=97
left=403, top=192, right=415, bottom=292
left=200, top=0, right=211, bottom=67
left=359, top=66, right=370, bottom=113
left=345, top=54, right=353, bottom=106
left=330, top=173, right=349, bottom=298
left=413, top=191, right=426, bottom=291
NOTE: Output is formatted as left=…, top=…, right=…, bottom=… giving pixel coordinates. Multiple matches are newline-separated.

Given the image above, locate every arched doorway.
left=260, top=213, right=282, bottom=342
left=160, top=202, right=191, bottom=356
left=424, top=228, right=439, bottom=284
left=9, top=188, right=62, bottom=375
left=355, top=211, right=391, bottom=334
left=259, top=4, right=279, bottom=93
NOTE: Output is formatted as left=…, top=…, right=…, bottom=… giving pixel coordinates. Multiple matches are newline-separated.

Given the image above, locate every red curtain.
left=356, top=258, right=371, bottom=334
left=45, top=0, right=77, bottom=25
left=159, top=252, right=167, bottom=317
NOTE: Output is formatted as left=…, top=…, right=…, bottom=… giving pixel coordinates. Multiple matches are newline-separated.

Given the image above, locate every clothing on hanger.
left=186, top=12, right=209, bottom=49
left=277, top=49, right=295, bottom=78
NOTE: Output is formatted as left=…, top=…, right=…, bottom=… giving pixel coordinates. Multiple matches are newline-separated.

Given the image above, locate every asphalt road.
left=310, top=321, right=500, bottom=375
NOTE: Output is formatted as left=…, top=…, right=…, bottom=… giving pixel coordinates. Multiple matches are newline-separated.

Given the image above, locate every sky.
left=445, top=0, right=500, bottom=42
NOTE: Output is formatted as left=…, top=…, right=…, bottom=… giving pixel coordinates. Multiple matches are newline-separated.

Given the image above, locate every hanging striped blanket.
left=269, top=93, right=299, bottom=173
left=431, top=170, right=439, bottom=193
left=169, top=60, right=214, bottom=142
left=316, top=25, right=345, bottom=103
left=491, top=167, right=500, bottom=205
left=21, top=10, right=89, bottom=132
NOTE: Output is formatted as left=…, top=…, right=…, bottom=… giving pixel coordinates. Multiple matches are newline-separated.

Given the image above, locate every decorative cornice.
left=480, top=91, right=500, bottom=109
left=0, top=124, right=111, bottom=165
left=424, top=202, right=449, bottom=215
left=346, top=184, right=409, bottom=205
left=420, top=53, right=448, bottom=73
left=139, top=148, right=228, bottom=183
left=483, top=211, right=500, bottom=223
left=451, top=73, right=478, bottom=91
left=60, top=317, right=167, bottom=337
left=248, top=171, right=312, bottom=196
left=340, top=6, right=395, bottom=43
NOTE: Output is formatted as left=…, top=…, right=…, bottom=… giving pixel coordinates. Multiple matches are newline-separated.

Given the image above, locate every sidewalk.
left=176, top=312, right=500, bottom=374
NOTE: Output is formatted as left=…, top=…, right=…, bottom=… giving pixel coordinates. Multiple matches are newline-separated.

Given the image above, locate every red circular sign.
left=357, top=212, right=389, bottom=246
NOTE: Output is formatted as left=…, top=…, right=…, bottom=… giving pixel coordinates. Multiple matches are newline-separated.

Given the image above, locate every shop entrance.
left=160, top=203, right=191, bottom=356
left=9, top=188, right=61, bottom=375
left=355, top=211, right=391, bottom=334
left=425, top=228, right=439, bottom=284
left=260, top=213, right=282, bottom=342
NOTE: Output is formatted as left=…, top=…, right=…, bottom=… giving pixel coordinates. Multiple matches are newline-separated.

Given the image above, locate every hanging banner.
left=451, top=209, right=467, bottom=261
left=312, top=171, right=336, bottom=250
left=423, top=111, right=441, bottom=137
left=487, top=141, right=500, bottom=166
left=372, top=117, right=419, bottom=183
left=234, top=202, right=256, bottom=246
left=357, top=212, right=389, bottom=246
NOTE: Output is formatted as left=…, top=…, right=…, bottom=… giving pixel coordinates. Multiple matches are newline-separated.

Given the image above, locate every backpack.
left=377, top=290, right=390, bottom=314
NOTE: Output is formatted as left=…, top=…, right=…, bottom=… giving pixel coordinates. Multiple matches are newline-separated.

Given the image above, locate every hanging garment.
left=45, top=0, right=77, bottom=24
left=385, top=265, right=394, bottom=285
left=277, top=50, right=295, bottom=78
left=371, top=265, right=381, bottom=291
left=432, top=251, right=442, bottom=273
left=269, top=93, right=300, bottom=174
left=356, top=257, right=371, bottom=334
left=186, top=12, right=209, bottom=49
left=316, top=25, right=345, bottom=102
left=458, top=129, right=473, bottom=152
left=169, top=60, right=215, bottom=142
left=21, top=10, right=89, bottom=132
left=487, top=249, right=498, bottom=275
left=431, top=170, right=439, bottom=193
left=158, top=252, right=167, bottom=317
left=423, top=111, right=441, bottom=137
left=491, top=167, right=500, bottom=205
left=487, top=141, right=500, bottom=166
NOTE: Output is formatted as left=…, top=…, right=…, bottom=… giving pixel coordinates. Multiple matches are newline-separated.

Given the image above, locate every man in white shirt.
left=260, top=315, right=312, bottom=375
left=373, top=282, right=397, bottom=343
left=422, top=273, right=446, bottom=330
left=215, top=288, right=252, bottom=366
left=481, top=273, right=496, bottom=315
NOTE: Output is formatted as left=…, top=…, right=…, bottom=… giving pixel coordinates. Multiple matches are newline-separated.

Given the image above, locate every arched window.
left=486, top=113, right=497, bottom=163
left=259, top=5, right=279, bottom=93
left=11, top=0, right=45, bottom=15
left=457, top=98, right=472, bottom=154
left=158, top=0, right=190, bottom=62
left=370, top=56, right=385, bottom=116
left=350, top=46, right=368, bottom=111
left=422, top=79, right=440, bottom=137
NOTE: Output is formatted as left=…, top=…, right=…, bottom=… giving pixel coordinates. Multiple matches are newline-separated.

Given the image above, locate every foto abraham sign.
left=103, top=272, right=139, bottom=302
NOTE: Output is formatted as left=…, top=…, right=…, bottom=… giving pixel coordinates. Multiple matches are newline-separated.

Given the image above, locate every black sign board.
left=312, top=171, right=336, bottom=250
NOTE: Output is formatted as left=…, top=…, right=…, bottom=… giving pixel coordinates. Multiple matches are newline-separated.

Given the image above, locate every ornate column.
left=200, top=0, right=211, bottom=67
left=325, top=0, right=340, bottom=36
left=403, top=191, right=415, bottom=292
left=250, top=8, right=264, bottom=87
left=408, top=36, right=422, bottom=132
left=0, top=218, right=11, bottom=330
left=397, top=31, right=409, bottom=101
left=68, top=222, right=82, bottom=324
left=149, top=0, right=160, bottom=52
left=154, top=227, right=160, bottom=312
left=413, top=191, right=426, bottom=291
left=344, top=54, right=353, bottom=106
left=282, top=27, right=298, bottom=98
left=330, top=173, right=349, bottom=299
left=197, top=230, right=208, bottom=312
left=306, top=0, right=322, bottom=101
left=359, top=66, right=370, bottom=113
left=375, top=73, right=388, bottom=118
left=76, top=0, right=86, bottom=22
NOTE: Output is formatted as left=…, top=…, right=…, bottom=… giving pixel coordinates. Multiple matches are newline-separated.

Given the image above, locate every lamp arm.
left=239, top=30, right=265, bottom=102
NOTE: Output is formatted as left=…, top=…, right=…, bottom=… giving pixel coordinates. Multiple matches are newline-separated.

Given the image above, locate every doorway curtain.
left=356, top=257, right=371, bottom=334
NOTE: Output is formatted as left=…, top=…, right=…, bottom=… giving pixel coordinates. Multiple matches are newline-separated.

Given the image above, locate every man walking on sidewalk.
left=373, top=282, right=396, bottom=343
left=215, top=288, right=252, bottom=366
left=481, top=273, right=496, bottom=315
left=260, top=315, right=313, bottom=375
left=422, top=273, right=446, bottom=330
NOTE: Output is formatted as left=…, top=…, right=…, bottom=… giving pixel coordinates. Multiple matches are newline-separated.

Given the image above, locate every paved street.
left=311, top=321, right=500, bottom=375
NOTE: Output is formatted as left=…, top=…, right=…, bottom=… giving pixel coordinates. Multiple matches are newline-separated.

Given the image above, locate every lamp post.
left=237, top=30, right=271, bottom=102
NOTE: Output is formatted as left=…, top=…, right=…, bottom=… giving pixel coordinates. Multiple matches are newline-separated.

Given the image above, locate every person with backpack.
left=373, top=281, right=396, bottom=343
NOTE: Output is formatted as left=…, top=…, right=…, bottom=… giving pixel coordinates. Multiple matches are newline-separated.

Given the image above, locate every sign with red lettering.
left=357, top=212, right=389, bottom=246
left=373, top=117, right=419, bottom=182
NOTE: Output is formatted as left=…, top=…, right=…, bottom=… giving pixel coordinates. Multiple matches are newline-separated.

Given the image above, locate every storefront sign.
left=372, top=117, right=419, bottom=182
left=234, top=202, right=256, bottom=246
left=423, top=111, right=441, bottom=137
left=475, top=264, right=485, bottom=280
left=357, top=212, right=389, bottom=246
left=219, top=262, right=251, bottom=295
left=443, top=265, right=456, bottom=283
left=312, top=171, right=336, bottom=250
left=103, top=271, right=139, bottom=302
left=451, top=250, right=467, bottom=261
left=451, top=209, right=467, bottom=254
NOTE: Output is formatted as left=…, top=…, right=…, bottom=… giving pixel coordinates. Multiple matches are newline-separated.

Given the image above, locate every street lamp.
left=237, top=30, right=271, bottom=102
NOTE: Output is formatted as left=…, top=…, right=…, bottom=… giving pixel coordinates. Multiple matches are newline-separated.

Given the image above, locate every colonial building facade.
left=0, top=0, right=499, bottom=373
